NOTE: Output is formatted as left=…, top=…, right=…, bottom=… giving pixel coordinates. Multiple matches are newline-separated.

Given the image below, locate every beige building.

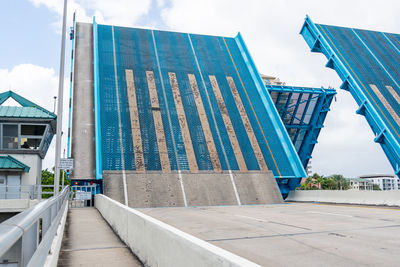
left=346, top=178, right=373, bottom=191
left=260, top=74, right=285, bottom=86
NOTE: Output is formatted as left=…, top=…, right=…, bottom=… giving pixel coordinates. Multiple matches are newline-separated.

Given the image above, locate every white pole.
left=54, top=0, right=68, bottom=196
left=62, top=149, right=65, bottom=188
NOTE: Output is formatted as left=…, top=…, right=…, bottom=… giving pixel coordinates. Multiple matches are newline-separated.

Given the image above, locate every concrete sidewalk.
left=58, top=208, right=142, bottom=267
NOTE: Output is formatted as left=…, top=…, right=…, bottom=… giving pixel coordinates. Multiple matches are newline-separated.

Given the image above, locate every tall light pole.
left=54, top=0, right=68, bottom=196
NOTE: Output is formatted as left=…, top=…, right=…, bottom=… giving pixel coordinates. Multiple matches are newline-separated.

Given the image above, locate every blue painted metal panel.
left=266, top=85, right=336, bottom=168
left=93, top=21, right=306, bottom=183
left=153, top=30, right=190, bottom=170
left=188, top=33, right=248, bottom=170
left=300, top=16, right=400, bottom=177
left=113, top=27, right=150, bottom=170
left=234, top=33, right=306, bottom=178
left=93, top=18, right=102, bottom=179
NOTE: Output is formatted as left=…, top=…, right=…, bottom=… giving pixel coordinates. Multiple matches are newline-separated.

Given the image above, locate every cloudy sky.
left=0, top=0, right=398, bottom=177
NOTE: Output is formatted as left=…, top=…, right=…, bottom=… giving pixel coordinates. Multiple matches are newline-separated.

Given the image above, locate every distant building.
left=306, top=160, right=312, bottom=176
left=260, top=74, right=285, bottom=86
left=359, top=174, right=399, bottom=191
left=0, top=91, right=56, bottom=199
left=346, top=178, right=373, bottom=191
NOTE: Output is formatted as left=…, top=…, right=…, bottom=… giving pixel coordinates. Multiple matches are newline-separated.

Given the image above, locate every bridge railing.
left=0, top=186, right=69, bottom=267
left=0, top=185, right=61, bottom=200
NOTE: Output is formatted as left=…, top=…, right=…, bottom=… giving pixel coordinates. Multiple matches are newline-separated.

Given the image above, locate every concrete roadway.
left=140, top=203, right=400, bottom=267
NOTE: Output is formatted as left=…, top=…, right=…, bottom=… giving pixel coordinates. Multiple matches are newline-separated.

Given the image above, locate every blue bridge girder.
left=266, top=84, right=336, bottom=169
left=300, top=16, right=400, bottom=177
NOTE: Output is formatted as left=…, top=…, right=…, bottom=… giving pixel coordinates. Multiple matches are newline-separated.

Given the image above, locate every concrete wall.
left=0, top=199, right=40, bottom=212
left=71, top=22, right=96, bottom=180
left=95, top=194, right=260, bottom=267
left=103, top=170, right=282, bottom=208
left=286, top=190, right=400, bottom=206
left=234, top=172, right=282, bottom=204
left=104, top=171, right=185, bottom=207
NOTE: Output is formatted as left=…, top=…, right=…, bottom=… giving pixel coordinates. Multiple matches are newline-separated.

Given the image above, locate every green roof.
left=0, top=155, right=30, bottom=172
left=0, top=106, right=56, bottom=119
left=0, top=91, right=56, bottom=120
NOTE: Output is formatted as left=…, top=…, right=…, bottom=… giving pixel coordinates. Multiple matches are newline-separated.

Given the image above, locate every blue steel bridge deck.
left=93, top=20, right=305, bottom=181
left=266, top=85, right=336, bottom=169
left=301, top=16, right=400, bottom=176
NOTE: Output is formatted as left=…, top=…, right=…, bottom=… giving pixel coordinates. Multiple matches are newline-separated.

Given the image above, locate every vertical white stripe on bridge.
left=370, top=84, right=400, bottom=127
left=125, top=69, right=145, bottom=173
left=151, top=30, right=188, bottom=207
left=187, top=34, right=241, bottom=205
left=226, top=76, right=268, bottom=172
left=169, top=72, right=199, bottom=173
left=188, top=74, right=222, bottom=172
left=386, top=85, right=400, bottom=105
left=112, top=26, right=128, bottom=206
left=146, top=70, right=171, bottom=173
left=209, top=75, right=247, bottom=172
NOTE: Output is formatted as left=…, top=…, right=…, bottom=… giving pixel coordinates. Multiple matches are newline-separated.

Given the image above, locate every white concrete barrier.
left=287, top=190, right=400, bottom=206
left=0, top=199, right=40, bottom=212
left=95, top=194, right=260, bottom=267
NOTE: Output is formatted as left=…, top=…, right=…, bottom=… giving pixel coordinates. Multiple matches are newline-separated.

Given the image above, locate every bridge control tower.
left=0, top=91, right=56, bottom=221
left=0, top=91, right=56, bottom=196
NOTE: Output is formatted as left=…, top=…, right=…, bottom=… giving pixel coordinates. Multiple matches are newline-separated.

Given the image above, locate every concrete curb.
left=287, top=190, right=400, bottom=206
left=95, top=194, right=260, bottom=267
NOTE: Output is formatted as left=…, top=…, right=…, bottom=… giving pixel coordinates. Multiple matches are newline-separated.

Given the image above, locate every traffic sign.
left=75, top=190, right=91, bottom=200
left=60, top=158, right=74, bottom=170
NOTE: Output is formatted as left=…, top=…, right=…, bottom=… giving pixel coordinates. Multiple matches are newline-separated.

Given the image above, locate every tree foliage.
left=41, top=168, right=70, bottom=198
left=372, top=184, right=381, bottom=190
left=299, top=173, right=350, bottom=190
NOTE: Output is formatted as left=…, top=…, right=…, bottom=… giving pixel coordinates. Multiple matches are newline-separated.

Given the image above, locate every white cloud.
left=161, top=0, right=398, bottom=177
left=79, top=0, right=151, bottom=26
left=156, top=0, right=166, bottom=9
left=29, top=0, right=151, bottom=32
left=0, top=64, right=70, bottom=171
left=30, top=0, right=62, bottom=13
left=0, top=64, right=58, bottom=110
left=30, top=0, right=90, bottom=33
left=311, top=90, right=393, bottom=176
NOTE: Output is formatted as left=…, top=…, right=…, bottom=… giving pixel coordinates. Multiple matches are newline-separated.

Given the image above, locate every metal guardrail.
left=0, top=186, right=69, bottom=267
left=0, top=185, right=36, bottom=200
left=0, top=185, right=60, bottom=200
left=38, top=185, right=56, bottom=198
